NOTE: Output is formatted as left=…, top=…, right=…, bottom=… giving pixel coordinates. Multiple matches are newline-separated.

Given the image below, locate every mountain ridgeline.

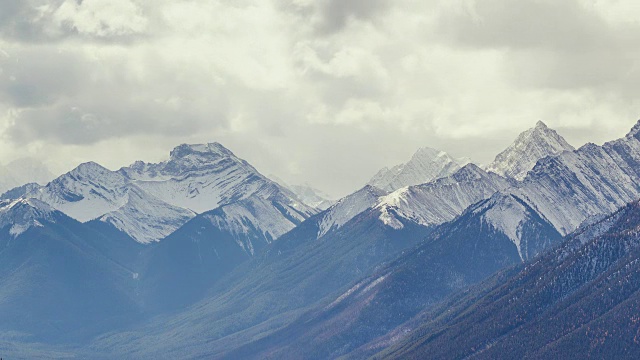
left=1, top=120, right=640, bottom=359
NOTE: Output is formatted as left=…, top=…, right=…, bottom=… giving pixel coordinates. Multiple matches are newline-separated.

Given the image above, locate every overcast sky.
left=1, top=0, right=640, bottom=197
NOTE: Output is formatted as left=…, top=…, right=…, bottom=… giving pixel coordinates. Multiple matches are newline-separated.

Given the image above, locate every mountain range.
left=2, top=120, right=640, bottom=359
left=24, top=143, right=317, bottom=244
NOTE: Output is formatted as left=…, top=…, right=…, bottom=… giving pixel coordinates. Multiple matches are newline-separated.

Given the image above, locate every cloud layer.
left=1, top=0, right=639, bottom=196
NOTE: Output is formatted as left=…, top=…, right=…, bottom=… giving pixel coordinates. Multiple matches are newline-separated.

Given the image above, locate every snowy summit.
left=486, top=121, right=574, bottom=181
left=368, top=147, right=471, bottom=192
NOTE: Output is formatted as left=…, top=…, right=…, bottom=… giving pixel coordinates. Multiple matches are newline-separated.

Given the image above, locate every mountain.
left=26, top=143, right=316, bottom=243
left=514, top=120, right=640, bottom=236
left=141, top=193, right=319, bottom=311
left=486, top=120, right=574, bottom=180
left=27, top=161, right=194, bottom=243
left=302, top=164, right=509, bottom=247
left=217, top=192, right=562, bottom=359
left=368, top=147, right=470, bottom=192
left=0, top=199, right=143, bottom=343
left=375, top=164, right=511, bottom=230
left=375, top=198, right=640, bottom=359
left=120, top=143, right=309, bottom=214
left=317, top=185, right=389, bottom=238
left=110, top=164, right=516, bottom=351
left=89, top=195, right=435, bottom=358
left=88, top=164, right=556, bottom=359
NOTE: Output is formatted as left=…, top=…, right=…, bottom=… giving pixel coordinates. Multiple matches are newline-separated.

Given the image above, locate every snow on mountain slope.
left=317, top=185, right=388, bottom=238
left=468, top=192, right=560, bottom=261
left=377, top=198, right=640, bottom=360
left=120, top=143, right=309, bottom=214
left=486, top=121, right=574, bottom=180
left=373, top=119, right=640, bottom=250
left=25, top=143, right=316, bottom=244
left=515, top=120, right=640, bottom=236
left=375, top=164, right=511, bottom=229
left=30, top=162, right=130, bottom=222
left=203, top=194, right=311, bottom=255
left=0, top=198, right=56, bottom=237
left=98, top=186, right=195, bottom=244
left=368, top=147, right=471, bottom=192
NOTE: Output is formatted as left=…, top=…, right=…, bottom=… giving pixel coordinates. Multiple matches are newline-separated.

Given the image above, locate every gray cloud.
left=316, top=0, right=389, bottom=34
left=437, top=0, right=612, bottom=51
left=436, top=0, right=640, bottom=94
left=0, top=47, right=86, bottom=106
left=0, top=0, right=61, bottom=41
left=276, top=0, right=391, bottom=36
left=0, top=0, right=150, bottom=43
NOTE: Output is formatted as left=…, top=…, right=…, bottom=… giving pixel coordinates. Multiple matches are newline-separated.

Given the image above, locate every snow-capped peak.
left=486, top=121, right=574, bottom=181
left=120, top=142, right=299, bottom=214
left=26, top=141, right=316, bottom=244
left=0, top=198, right=57, bottom=237
left=368, top=146, right=470, bottom=192
left=374, top=164, right=511, bottom=230
left=169, top=142, right=234, bottom=160
left=317, top=185, right=388, bottom=238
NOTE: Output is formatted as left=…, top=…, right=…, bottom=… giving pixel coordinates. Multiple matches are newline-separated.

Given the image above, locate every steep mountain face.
left=368, top=147, right=470, bottom=192
left=25, top=143, right=316, bottom=243
left=0, top=199, right=143, bottom=343
left=0, top=198, right=57, bottom=237
left=486, top=121, right=574, bottom=180
left=515, top=120, right=640, bottom=236
left=217, top=193, right=561, bottom=360
left=130, top=165, right=512, bottom=336
left=141, top=194, right=317, bottom=311
left=31, top=161, right=132, bottom=222
left=306, top=165, right=508, bottom=248
left=317, top=185, right=389, bottom=238
left=376, top=199, right=640, bottom=360
left=375, top=164, right=511, bottom=230
left=120, top=143, right=304, bottom=213
left=97, top=185, right=196, bottom=244
left=91, top=205, right=435, bottom=359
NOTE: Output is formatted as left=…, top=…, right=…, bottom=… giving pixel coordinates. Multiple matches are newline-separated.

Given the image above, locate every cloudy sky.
left=1, top=0, right=640, bottom=197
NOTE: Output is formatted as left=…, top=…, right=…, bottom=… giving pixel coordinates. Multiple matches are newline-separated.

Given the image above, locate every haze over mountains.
left=1, top=120, right=640, bottom=358
left=0, top=158, right=55, bottom=194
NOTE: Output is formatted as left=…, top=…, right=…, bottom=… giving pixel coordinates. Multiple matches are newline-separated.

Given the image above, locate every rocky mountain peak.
left=486, top=121, right=574, bottom=181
